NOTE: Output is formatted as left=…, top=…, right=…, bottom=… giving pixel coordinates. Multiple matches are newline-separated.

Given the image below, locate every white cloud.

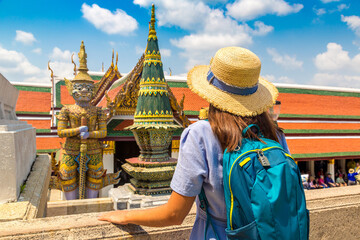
left=134, top=0, right=273, bottom=70
left=226, top=0, right=303, bottom=21
left=0, top=46, right=50, bottom=83
left=15, top=30, right=36, bottom=45
left=314, top=8, right=326, bottom=16
left=252, top=21, right=274, bottom=36
left=81, top=3, right=138, bottom=35
left=171, top=32, right=253, bottom=69
left=134, top=0, right=209, bottom=31
left=320, top=0, right=340, bottom=3
left=50, top=47, right=74, bottom=62
left=135, top=46, right=145, bottom=55
left=341, top=15, right=360, bottom=37
left=32, top=48, right=42, bottom=54
left=267, top=48, right=303, bottom=69
left=313, top=73, right=360, bottom=88
left=160, top=48, right=171, bottom=57
left=337, top=4, right=349, bottom=12
left=48, top=61, right=76, bottom=80
left=48, top=47, right=80, bottom=80
left=263, top=74, right=295, bottom=84
left=314, top=43, right=360, bottom=72
left=313, top=43, right=360, bottom=88
left=0, top=46, right=41, bottom=75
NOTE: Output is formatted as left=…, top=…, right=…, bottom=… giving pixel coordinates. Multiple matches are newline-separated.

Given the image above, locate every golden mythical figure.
left=56, top=41, right=120, bottom=200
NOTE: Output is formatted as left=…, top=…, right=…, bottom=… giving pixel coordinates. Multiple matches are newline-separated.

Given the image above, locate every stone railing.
left=2, top=184, right=360, bottom=239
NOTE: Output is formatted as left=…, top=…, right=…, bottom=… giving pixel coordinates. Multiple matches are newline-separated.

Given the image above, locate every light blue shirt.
left=170, top=120, right=227, bottom=240
left=277, top=131, right=290, bottom=154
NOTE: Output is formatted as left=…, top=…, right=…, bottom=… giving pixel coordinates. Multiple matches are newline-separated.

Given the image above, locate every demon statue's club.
left=56, top=41, right=120, bottom=200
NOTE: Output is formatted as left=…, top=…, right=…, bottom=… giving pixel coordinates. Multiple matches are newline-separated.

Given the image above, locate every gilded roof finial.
left=111, top=49, right=114, bottom=67
left=72, top=41, right=93, bottom=82
left=48, top=60, right=53, bottom=79
left=71, top=53, right=77, bottom=76
left=116, top=52, right=118, bottom=66
left=147, top=4, right=157, bottom=43
left=150, top=4, right=155, bottom=31
left=78, top=41, right=88, bottom=72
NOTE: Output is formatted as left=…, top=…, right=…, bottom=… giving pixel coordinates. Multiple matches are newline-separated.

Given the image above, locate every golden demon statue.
left=56, top=41, right=120, bottom=200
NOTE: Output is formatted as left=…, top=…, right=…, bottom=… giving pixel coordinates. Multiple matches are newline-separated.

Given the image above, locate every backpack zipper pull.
left=257, top=150, right=270, bottom=167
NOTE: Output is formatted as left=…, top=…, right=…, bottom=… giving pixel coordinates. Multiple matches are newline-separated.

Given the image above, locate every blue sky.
left=0, top=0, right=360, bottom=88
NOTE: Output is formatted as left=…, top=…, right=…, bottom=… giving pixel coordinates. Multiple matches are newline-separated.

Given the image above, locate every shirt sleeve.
left=170, top=125, right=208, bottom=197
left=277, top=131, right=291, bottom=154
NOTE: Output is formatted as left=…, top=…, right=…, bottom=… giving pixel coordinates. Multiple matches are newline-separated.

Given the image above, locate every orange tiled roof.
left=97, top=84, right=122, bottom=108
left=278, top=93, right=360, bottom=116
left=288, top=138, right=360, bottom=155
left=170, top=87, right=208, bottom=113
left=113, top=120, right=133, bottom=131
left=36, top=137, right=63, bottom=150
left=16, top=91, right=51, bottom=113
left=21, top=119, right=51, bottom=129
left=60, top=85, right=75, bottom=105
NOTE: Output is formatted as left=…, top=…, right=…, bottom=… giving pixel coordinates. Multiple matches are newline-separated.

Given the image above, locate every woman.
left=336, top=174, right=347, bottom=187
left=99, top=47, right=279, bottom=239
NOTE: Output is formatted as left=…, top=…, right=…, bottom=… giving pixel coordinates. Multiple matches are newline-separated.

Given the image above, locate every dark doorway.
left=297, top=161, right=307, bottom=174
left=314, top=160, right=328, bottom=178
left=114, top=141, right=140, bottom=186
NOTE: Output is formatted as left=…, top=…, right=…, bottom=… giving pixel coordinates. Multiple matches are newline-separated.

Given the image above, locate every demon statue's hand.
left=80, top=132, right=90, bottom=139
left=79, top=126, right=88, bottom=133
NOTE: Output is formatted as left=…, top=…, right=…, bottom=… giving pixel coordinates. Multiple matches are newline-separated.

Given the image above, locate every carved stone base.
left=122, top=157, right=177, bottom=181
left=122, top=157, right=177, bottom=195
left=130, top=178, right=171, bottom=189
left=128, top=184, right=172, bottom=195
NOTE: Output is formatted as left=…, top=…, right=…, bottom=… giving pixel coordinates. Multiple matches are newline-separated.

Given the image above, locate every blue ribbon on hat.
left=207, top=70, right=258, bottom=96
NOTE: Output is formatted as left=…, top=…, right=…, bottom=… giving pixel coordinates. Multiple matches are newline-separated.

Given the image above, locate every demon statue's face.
left=72, top=82, right=94, bottom=103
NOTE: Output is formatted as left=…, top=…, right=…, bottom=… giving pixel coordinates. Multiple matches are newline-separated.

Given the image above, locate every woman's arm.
left=98, top=191, right=195, bottom=227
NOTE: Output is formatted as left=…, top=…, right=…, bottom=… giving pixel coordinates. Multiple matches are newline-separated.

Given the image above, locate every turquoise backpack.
left=199, top=124, right=309, bottom=240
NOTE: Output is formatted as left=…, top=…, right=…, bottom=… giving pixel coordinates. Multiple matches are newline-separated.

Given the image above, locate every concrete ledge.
left=47, top=198, right=113, bottom=217
left=0, top=206, right=196, bottom=239
left=306, top=186, right=360, bottom=239
left=0, top=154, right=51, bottom=222
left=2, top=186, right=360, bottom=239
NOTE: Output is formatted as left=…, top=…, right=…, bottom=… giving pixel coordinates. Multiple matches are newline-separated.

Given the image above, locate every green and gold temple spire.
left=122, top=4, right=181, bottom=194
left=128, top=4, right=179, bottom=129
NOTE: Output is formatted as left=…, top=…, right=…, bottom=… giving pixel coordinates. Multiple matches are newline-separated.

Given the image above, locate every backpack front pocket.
left=225, top=220, right=259, bottom=240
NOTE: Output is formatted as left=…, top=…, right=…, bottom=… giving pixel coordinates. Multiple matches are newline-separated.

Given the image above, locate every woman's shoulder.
left=187, top=120, right=211, bottom=131
left=184, top=120, right=213, bottom=136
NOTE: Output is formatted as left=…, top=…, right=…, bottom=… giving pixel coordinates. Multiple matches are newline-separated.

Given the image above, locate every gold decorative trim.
left=144, top=60, right=162, bottom=66
left=142, top=77, right=166, bottom=83
left=103, top=141, right=115, bottom=155
left=135, top=109, right=172, bottom=117
left=139, top=89, right=168, bottom=96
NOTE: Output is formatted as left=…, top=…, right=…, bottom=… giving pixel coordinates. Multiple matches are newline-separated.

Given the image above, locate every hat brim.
left=187, top=65, right=279, bottom=116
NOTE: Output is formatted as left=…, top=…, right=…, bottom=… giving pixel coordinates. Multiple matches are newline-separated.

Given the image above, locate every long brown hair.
left=208, top=104, right=279, bottom=152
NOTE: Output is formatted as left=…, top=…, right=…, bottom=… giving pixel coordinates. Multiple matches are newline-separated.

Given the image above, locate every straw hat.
left=349, top=168, right=355, bottom=174
left=187, top=47, right=278, bottom=116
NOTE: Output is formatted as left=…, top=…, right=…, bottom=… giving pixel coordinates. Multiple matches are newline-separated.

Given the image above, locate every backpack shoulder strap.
left=198, top=188, right=220, bottom=240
